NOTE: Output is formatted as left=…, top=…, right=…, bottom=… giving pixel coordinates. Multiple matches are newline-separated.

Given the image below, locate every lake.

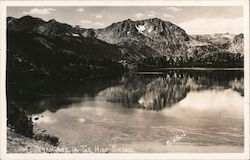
left=28, top=69, right=244, bottom=153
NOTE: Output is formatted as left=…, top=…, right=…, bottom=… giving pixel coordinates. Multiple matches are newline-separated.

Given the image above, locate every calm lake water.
left=29, top=69, right=244, bottom=153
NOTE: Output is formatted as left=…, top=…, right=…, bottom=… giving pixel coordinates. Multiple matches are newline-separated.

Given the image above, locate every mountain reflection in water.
left=98, top=70, right=243, bottom=110
left=9, top=70, right=243, bottom=114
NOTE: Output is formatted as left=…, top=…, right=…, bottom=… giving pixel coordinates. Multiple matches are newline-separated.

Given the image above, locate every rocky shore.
left=7, top=126, right=87, bottom=153
left=7, top=126, right=57, bottom=153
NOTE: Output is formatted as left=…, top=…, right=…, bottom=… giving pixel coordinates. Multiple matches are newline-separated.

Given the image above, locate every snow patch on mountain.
left=135, top=24, right=146, bottom=34
left=148, top=28, right=153, bottom=33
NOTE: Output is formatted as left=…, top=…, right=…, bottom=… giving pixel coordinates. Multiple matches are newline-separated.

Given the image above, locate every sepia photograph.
left=0, top=0, right=249, bottom=159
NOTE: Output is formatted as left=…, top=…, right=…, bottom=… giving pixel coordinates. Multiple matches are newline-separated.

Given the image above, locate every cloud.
left=80, top=20, right=92, bottom=24
left=134, top=11, right=157, bottom=19
left=95, top=14, right=103, bottom=19
left=146, top=11, right=156, bottom=18
left=76, top=8, right=85, bottom=12
left=134, top=13, right=145, bottom=19
left=22, top=8, right=56, bottom=15
left=94, top=22, right=105, bottom=26
left=165, top=7, right=181, bottom=12
left=80, top=19, right=105, bottom=27
left=163, top=13, right=175, bottom=19
left=178, top=17, right=243, bottom=34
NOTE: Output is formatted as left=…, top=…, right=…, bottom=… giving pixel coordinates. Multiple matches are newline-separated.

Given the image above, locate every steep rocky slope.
left=231, top=33, right=244, bottom=54
left=7, top=16, right=127, bottom=79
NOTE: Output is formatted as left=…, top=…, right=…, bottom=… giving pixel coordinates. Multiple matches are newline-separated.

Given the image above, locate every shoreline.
left=135, top=67, right=244, bottom=71
left=134, top=67, right=244, bottom=75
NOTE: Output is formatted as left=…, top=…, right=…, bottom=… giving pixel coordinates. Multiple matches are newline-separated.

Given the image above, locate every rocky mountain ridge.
left=7, top=15, right=244, bottom=68
left=93, top=18, right=190, bottom=56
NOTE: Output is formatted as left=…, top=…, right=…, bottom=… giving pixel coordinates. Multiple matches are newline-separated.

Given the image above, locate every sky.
left=7, top=6, right=243, bottom=35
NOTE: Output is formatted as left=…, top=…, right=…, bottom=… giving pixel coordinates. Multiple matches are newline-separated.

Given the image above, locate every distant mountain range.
left=7, top=15, right=244, bottom=77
